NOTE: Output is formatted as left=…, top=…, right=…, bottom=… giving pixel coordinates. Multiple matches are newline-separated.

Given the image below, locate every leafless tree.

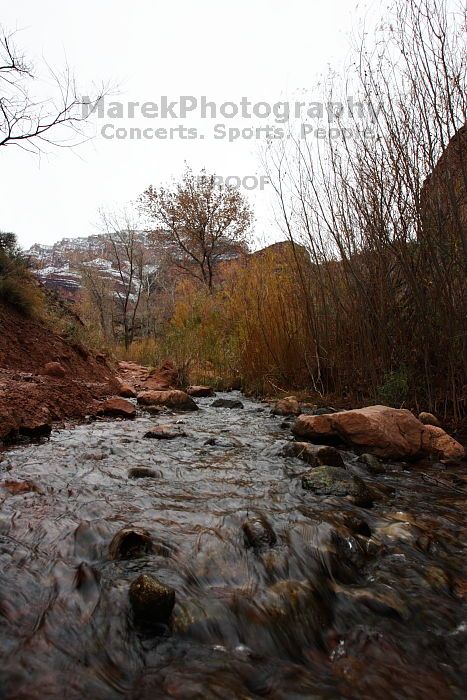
left=0, top=28, right=106, bottom=153
left=140, top=167, right=253, bottom=291
left=99, top=210, right=147, bottom=350
left=265, top=0, right=466, bottom=416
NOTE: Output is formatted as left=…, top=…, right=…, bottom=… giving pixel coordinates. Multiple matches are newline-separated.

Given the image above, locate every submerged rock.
left=108, top=526, right=153, bottom=559
left=144, top=425, right=187, bottom=440
left=102, top=397, right=136, bottom=419
left=301, top=466, right=372, bottom=506
left=211, top=398, right=244, bottom=409
left=186, top=385, right=215, bottom=397
left=137, top=389, right=198, bottom=412
left=358, top=453, right=385, bottom=474
left=243, top=515, right=277, bottom=550
left=288, top=521, right=367, bottom=584
left=333, top=582, right=409, bottom=620
left=129, top=573, right=175, bottom=625
left=285, top=442, right=345, bottom=468
left=127, top=467, right=157, bottom=479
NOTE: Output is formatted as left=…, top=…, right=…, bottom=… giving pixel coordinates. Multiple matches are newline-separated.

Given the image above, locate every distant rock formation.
left=420, top=123, right=467, bottom=262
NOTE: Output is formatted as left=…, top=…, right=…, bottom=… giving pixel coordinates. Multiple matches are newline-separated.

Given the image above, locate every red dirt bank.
left=0, top=305, right=120, bottom=443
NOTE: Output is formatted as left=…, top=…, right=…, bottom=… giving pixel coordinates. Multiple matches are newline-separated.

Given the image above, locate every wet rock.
left=272, top=397, right=301, bottom=416
left=358, top=453, right=385, bottom=474
left=260, top=548, right=290, bottom=578
left=73, top=562, right=100, bottom=592
left=137, top=389, right=198, bottom=412
left=129, top=573, right=175, bottom=625
left=102, top=397, right=136, bottom=419
left=285, top=441, right=345, bottom=468
left=211, top=398, right=244, bottom=409
left=313, top=406, right=338, bottom=415
left=0, top=479, right=40, bottom=495
left=416, top=534, right=432, bottom=552
left=117, top=380, right=137, bottom=399
left=186, top=385, right=215, bottom=397
left=418, top=411, right=441, bottom=427
left=424, top=565, right=450, bottom=591
left=289, top=521, right=366, bottom=583
left=342, top=514, right=372, bottom=538
left=108, top=526, right=153, bottom=559
left=421, top=424, right=464, bottom=461
left=251, top=579, right=332, bottom=650
left=145, top=405, right=164, bottom=415
left=41, top=361, right=66, bottom=378
left=333, top=582, right=409, bottom=620
left=144, top=425, right=187, bottom=440
left=301, top=466, right=372, bottom=506
left=376, top=521, right=420, bottom=543
left=242, top=515, right=277, bottom=550
left=128, top=467, right=157, bottom=479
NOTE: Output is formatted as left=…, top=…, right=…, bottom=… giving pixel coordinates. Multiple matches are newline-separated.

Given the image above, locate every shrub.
left=376, top=368, right=409, bottom=407
left=0, top=232, right=44, bottom=316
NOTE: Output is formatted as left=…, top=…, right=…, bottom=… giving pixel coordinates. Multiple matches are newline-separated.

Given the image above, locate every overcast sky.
left=1, top=0, right=370, bottom=249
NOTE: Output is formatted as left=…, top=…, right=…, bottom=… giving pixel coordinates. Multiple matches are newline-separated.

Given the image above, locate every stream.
left=0, top=392, right=466, bottom=699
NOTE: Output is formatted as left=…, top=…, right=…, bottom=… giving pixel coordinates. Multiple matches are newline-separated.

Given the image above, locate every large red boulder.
left=292, top=405, right=464, bottom=460
left=137, top=389, right=198, bottom=412
left=102, top=397, right=136, bottom=419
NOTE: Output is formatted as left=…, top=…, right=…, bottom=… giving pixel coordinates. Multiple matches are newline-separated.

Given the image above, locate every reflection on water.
left=0, top=393, right=465, bottom=699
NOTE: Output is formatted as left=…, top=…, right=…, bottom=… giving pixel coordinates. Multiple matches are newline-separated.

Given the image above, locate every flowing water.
left=0, top=393, right=466, bottom=699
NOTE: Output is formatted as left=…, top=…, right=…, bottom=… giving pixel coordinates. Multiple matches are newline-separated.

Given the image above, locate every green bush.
left=0, top=232, right=44, bottom=316
left=376, top=368, right=409, bottom=407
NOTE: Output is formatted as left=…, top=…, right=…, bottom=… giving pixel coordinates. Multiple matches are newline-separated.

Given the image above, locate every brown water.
left=0, top=393, right=466, bottom=699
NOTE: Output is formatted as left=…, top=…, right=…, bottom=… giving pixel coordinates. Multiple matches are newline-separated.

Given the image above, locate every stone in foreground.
left=301, top=466, right=372, bottom=506
left=186, top=385, right=215, bottom=397
left=137, top=389, right=198, bottom=411
left=129, top=573, right=175, bottom=625
left=102, top=397, right=136, bottom=419
left=293, top=405, right=464, bottom=460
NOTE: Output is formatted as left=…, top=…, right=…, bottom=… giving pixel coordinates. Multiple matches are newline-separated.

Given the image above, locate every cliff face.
left=420, top=123, right=467, bottom=259
left=26, top=233, right=157, bottom=302
left=0, top=303, right=118, bottom=443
